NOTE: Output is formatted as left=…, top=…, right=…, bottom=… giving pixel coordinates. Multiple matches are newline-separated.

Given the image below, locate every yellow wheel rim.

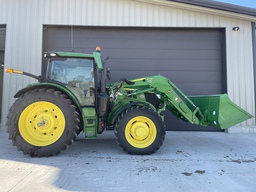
left=18, top=101, right=65, bottom=147
left=125, top=116, right=157, bottom=148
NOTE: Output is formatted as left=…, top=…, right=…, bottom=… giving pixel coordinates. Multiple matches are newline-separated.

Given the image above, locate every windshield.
left=48, top=58, right=95, bottom=106
left=48, top=58, right=93, bottom=84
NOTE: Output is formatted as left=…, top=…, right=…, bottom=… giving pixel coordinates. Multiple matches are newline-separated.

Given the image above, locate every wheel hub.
left=18, top=101, right=65, bottom=146
left=131, top=122, right=149, bottom=140
left=37, top=120, right=46, bottom=127
left=125, top=116, right=157, bottom=148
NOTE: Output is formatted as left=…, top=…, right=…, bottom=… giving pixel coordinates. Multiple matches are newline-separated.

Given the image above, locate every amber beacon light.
left=96, top=46, right=101, bottom=52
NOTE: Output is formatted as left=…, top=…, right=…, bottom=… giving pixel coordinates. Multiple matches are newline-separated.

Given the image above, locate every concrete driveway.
left=0, top=130, right=256, bottom=192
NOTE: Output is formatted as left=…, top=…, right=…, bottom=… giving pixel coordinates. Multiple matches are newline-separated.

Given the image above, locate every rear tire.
left=115, top=106, right=166, bottom=155
left=7, top=88, right=80, bottom=157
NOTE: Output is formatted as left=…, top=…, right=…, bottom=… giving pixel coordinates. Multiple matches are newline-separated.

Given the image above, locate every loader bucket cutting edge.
left=188, top=94, right=253, bottom=129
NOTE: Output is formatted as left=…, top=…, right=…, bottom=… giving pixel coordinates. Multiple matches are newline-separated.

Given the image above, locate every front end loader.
left=5, top=47, right=253, bottom=157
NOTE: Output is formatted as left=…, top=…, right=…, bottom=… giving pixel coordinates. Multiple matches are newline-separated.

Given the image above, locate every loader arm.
left=118, top=75, right=252, bottom=129
left=121, top=75, right=204, bottom=125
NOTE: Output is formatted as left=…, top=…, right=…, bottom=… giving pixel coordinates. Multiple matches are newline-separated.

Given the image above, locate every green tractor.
left=5, top=47, right=253, bottom=157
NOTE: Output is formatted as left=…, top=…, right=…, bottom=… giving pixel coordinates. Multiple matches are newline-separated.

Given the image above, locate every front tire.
left=7, top=88, right=80, bottom=157
left=115, top=106, right=166, bottom=155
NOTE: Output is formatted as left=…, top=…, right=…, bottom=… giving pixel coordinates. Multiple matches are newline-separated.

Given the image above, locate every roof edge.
left=170, top=0, right=256, bottom=17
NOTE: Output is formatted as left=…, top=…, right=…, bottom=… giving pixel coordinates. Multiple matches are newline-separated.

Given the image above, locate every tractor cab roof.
left=44, top=48, right=104, bottom=70
left=44, top=52, right=95, bottom=59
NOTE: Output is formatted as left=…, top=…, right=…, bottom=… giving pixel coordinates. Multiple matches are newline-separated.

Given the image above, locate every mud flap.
left=188, top=94, right=253, bottom=129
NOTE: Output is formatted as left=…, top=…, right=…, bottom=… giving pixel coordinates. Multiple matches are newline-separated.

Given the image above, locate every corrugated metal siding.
left=0, top=0, right=255, bottom=129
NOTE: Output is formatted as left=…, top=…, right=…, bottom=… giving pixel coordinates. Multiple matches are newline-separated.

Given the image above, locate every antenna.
left=69, top=4, right=75, bottom=52
left=71, top=25, right=75, bottom=52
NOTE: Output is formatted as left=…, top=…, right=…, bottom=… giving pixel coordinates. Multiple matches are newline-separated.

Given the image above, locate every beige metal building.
left=0, top=0, right=255, bottom=132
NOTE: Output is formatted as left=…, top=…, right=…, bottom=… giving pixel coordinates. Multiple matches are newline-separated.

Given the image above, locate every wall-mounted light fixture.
left=233, top=27, right=240, bottom=31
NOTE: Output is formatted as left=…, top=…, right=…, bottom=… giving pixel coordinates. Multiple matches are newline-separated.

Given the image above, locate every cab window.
left=48, top=58, right=95, bottom=106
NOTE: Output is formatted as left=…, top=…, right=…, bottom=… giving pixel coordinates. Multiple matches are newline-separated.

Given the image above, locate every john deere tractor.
left=5, top=46, right=253, bottom=157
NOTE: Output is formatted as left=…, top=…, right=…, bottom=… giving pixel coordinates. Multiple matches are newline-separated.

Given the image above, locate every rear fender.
left=14, top=83, right=81, bottom=108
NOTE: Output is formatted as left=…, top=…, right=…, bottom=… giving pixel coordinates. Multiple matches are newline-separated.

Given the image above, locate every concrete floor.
left=0, top=130, right=256, bottom=192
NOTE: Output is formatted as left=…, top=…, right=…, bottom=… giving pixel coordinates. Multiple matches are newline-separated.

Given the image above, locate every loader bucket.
left=188, top=94, right=253, bottom=129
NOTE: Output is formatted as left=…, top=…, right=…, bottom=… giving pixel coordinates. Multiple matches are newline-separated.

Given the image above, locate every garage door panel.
left=111, top=60, right=222, bottom=70
left=111, top=68, right=221, bottom=78
left=43, top=26, right=225, bottom=131
left=101, top=49, right=221, bottom=60
left=169, top=71, right=222, bottom=82
left=111, top=59, right=222, bottom=71
left=72, top=38, right=220, bottom=50
left=47, top=27, right=221, bottom=40
left=46, top=27, right=221, bottom=50
left=111, top=70, right=222, bottom=84
left=175, top=83, right=223, bottom=95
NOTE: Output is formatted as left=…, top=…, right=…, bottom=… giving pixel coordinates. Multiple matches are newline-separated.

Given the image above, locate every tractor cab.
left=45, top=55, right=96, bottom=106
left=43, top=47, right=108, bottom=107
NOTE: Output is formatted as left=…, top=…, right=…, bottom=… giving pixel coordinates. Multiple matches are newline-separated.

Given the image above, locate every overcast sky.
left=214, top=0, right=256, bottom=8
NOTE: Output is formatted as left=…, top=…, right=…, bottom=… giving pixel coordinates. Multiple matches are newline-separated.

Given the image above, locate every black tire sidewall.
left=115, top=106, right=165, bottom=155
left=7, top=88, right=79, bottom=157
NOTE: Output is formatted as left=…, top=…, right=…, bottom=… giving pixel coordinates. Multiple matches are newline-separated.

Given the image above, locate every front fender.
left=14, top=83, right=81, bottom=108
left=109, top=102, right=152, bottom=125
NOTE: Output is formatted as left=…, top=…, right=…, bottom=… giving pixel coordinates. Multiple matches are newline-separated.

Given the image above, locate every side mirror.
left=107, top=68, right=111, bottom=80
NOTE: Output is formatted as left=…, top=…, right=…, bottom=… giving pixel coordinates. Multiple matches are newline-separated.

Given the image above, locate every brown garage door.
left=43, top=26, right=226, bottom=131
